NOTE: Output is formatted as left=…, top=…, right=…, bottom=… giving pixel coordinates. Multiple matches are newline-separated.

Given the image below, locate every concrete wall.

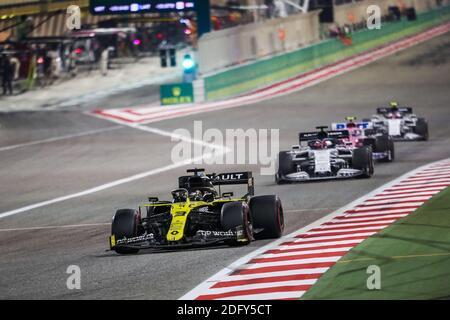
left=333, top=0, right=448, bottom=26
left=198, top=0, right=450, bottom=75
left=198, top=10, right=322, bottom=74
left=210, top=0, right=258, bottom=5
left=202, top=5, right=450, bottom=101
left=407, top=0, right=449, bottom=12
left=0, top=0, right=39, bottom=4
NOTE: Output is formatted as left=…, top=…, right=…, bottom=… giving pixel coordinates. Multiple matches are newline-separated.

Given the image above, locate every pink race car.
left=332, top=117, right=395, bottom=162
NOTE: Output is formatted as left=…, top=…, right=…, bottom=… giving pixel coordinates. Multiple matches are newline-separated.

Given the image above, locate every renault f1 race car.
left=332, top=117, right=395, bottom=162
left=275, top=126, right=374, bottom=184
left=368, top=102, right=429, bottom=141
left=109, top=169, right=284, bottom=254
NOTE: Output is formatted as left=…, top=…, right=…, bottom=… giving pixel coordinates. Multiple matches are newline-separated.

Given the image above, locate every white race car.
left=368, top=102, right=429, bottom=141
left=275, top=127, right=374, bottom=184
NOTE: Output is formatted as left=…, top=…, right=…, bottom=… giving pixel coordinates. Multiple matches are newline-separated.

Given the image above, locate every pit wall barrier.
left=198, top=10, right=322, bottom=75
left=333, top=0, right=450, bottom=26
left=202, top=6, right=450, bottom=102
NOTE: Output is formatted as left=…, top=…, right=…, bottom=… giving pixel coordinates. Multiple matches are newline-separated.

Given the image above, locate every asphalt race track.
left=0, top=33, right=449, bottom=300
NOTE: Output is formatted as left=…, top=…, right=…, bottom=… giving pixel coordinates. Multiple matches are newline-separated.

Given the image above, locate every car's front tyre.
left=353, top=147, right=374, bottom=178
left=414, top=118, right=429, bottom=141
left=250, top=195, right=284, bottom=240
left=276, top=151, right=293, bottom=185
left=375, top=135, right=395, bottom=162
left=111, top=209, right=141, bottom=254
left=221, top=202, right=253, bottom=246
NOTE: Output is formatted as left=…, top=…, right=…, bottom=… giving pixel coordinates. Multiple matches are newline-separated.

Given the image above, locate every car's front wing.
left=277, top=168, right=365, bottom=183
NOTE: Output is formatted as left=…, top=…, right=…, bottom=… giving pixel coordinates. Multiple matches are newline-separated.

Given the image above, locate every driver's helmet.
left=322, top=139, right=334, bottom=149
left=351, top=129, right=362, bottom=137
left=189, top=176, right=218, bottom=199
left=390, top=101, right=399, bottom=108
left=189, top=188, right=217, bottom=202
left=189, top=190, right=205, bottom=201
left=183, top=176, right=213, bottom=191
left=386, top=111, right=402, bottom=119
left=309, top=139, right=324, bottom=150
left=172, top=189, right=188, bottom=203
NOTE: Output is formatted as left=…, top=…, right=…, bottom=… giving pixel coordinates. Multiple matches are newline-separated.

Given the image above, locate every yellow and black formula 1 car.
left=109, top=169, right=284, bottom=254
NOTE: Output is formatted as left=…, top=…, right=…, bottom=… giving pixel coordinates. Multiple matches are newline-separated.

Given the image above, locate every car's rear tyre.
left=249, top=195, right=284, bottom=240
left=414, top=118, right=429, bottom=141
left=375, top=135, right=395, bottom=162
left=221, top=202, right=252, bottom=246
left=111, top=209, right=140, bottom=254
left=353, top=147, right=374, bottom=178
left=276, top=151, right=293, bottom=184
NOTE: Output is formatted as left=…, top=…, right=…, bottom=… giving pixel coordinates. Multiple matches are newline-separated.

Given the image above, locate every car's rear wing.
left=331, top=122, right=373, bottom=130
left=377, top=107, right=413, bottom=114
left=208, top=172, right=254, bottom=196
left=299, top=130, right=349, bottom=143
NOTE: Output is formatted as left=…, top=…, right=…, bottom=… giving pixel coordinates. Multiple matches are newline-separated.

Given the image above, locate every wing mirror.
left=222, top=192, right=234, bottom=198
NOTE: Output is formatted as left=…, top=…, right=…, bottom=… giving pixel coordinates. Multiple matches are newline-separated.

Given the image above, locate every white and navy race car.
left=275, top=127, right=374, bottom=184
left=368, top=102, right=429, bottom=141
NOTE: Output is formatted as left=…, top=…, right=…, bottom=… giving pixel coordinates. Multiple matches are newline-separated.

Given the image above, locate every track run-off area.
left=181, top=159, right=450, bottom=300
left=0, top=29, right=450, bottom=299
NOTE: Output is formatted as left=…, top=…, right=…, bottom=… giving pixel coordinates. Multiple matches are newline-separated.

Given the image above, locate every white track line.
left=210, top=268, right=329, bottom=283
left=0, top=126, right=122, bottom=152
left=285, top=208, right=337, bottom=213
left=258, top=247, right=353, bottom=258
left=375, top=187, right=446, bottom=197
left=241, top=256, right=342, bottom=269
left=327, top=216, right=403, bottom=224
left=412, top=171, right=450, bottom=177
left=355, top=202, right=425, bottom=209
left=333, top=213, right=408, bottom=222
left=276, top=239, right=366, bottom=250
left=405, top=175, right=450, bottom=182
left=199, top=279, right=318, bottom=296
left=0, top=125, right=228, bottom=220
left=366, top=195, right=433, bottom=203
left=123, top=123, right=229, bottom=153
left=396, top=180, right=450, bottom=187
left=215, top=291, right=306, bottom=300
left=305, top=225, right=387, bottom=234
left=345, top=208, right=417, bottom=215
left=372, top=192, right=440, bottom=200
left=0, top=223, right=110, bottom=232
left=295, top=231, right=379, bottom=241
left=0, top=156, right=206, bottom=219
left=386, top=184, right=450, bottom=192
left=318, top=220, right=396, bottom=229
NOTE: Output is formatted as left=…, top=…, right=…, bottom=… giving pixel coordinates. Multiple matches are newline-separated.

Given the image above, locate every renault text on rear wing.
left=209, top=172, right=254, bottom=196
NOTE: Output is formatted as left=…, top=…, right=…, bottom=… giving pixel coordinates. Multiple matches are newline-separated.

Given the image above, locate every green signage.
left=160, top=83, right=194, bottom=105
